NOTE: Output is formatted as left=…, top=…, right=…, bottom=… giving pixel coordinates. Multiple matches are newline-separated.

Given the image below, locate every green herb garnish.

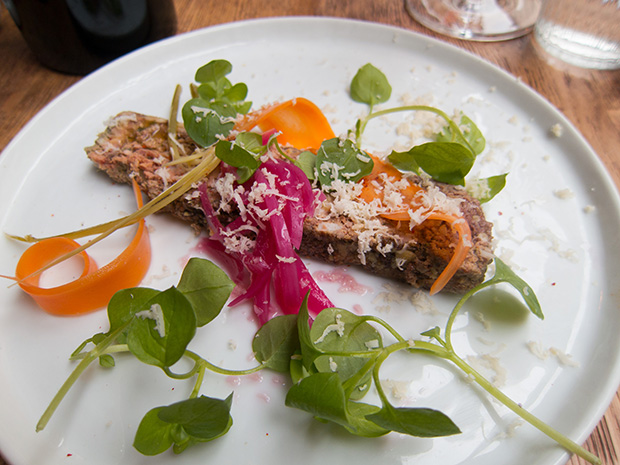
left=36, top=257, right=600, bottom=464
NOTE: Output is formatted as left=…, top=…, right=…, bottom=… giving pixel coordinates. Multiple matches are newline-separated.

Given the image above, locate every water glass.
left=534, top=0, right=620, bottom=69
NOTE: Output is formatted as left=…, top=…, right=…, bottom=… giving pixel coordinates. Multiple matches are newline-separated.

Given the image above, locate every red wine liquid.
left=7, top=0, right=177, bottom=74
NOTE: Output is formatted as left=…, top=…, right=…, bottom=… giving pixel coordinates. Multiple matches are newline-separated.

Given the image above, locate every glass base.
left=406, top=0, right=542, bottom=42
left=534, top=20, right=620, bottom=70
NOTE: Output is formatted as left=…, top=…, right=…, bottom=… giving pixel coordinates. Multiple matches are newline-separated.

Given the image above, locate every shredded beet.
left=199, top=158, right=332, bottom=324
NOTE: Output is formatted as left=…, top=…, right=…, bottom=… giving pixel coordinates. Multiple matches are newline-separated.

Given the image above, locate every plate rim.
left=1, top=15, right=619, bottom=465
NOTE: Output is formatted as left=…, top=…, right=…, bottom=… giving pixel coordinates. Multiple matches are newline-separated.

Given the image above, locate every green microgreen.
left=182, top=59, right=251, bottom=149
left=345, top=63, right=505, bottom=202
left=316, top=137, right=374, bottom=187
left=37, top=256, right=600, bottom=464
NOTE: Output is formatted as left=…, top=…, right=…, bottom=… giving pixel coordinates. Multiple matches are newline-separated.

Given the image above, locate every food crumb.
left=583, top=205, right=596, bottom=214
left=382, top=379, right=410, bottom=401
left=466, top=354, right=507, bottom=387
left=553, top=188, right=574, bottom=199
left=473, top=311, right=491, bottom=331
left=550, top=347, right=580, bottom=367
left=549, top=123, right=563, bottom=137
left=527, top=341, right=580, bottom=367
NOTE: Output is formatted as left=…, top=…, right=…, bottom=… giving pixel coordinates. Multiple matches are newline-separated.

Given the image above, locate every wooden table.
left=1, top=1, right=618, bottom=464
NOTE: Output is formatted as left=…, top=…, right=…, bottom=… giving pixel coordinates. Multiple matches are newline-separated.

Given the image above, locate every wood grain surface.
left=1, top=1, right=619, bottom=464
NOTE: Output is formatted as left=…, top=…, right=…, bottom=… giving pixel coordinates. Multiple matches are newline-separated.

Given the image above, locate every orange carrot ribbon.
left=13, top=181, right=151, bottom=316
left=235, top=97, right=335, bottom=152
left=361, top=155, right=472, bottom=295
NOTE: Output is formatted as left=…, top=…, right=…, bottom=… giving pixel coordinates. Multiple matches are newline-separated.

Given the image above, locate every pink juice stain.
left=313, top=267, right=371, bottom=295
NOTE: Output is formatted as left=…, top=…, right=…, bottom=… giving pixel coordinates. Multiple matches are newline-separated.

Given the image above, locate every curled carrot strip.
left=361, top=155, right=472, bottom=295
left=235, top=98, right=335, bottom=152
left=14, top=181, right=151, bottom=316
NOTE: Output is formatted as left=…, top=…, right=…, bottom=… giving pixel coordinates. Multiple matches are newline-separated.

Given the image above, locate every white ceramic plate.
left=1, top=17, right=619, bottom=465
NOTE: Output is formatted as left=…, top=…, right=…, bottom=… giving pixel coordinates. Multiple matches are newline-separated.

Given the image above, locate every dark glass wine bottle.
left=4, top=0, right=177, bottom=75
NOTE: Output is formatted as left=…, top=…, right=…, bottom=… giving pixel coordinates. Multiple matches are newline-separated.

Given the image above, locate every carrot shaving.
left=234, top=98, right=335, bottom=152
left=12, top=180, right=151, bottom=316
left=361, top=155, right=472, bottom=295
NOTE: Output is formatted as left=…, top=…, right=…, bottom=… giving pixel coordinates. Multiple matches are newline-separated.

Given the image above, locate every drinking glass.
left=534, top=0, right=620, bottom=70
left=405, top=0, right=543, bottom=41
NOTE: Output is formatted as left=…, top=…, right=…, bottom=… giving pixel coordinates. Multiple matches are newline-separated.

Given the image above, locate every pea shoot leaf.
left=350, top=63, right=392, bottom=107
left=485, top=258, right=544, bottom=319
left=214, top=138, right=262, bottom=183
left=134, top=395, right=233, bottom=456
left=133, top=407, right=174, bottom=456
left=436, top=114, right=485, bottom=156
left=344, top=402, right=390, bottom=437
left=285, top=372, right=350, bottom=427
left=253, top=314, right=300, bottom=372
left=466, top=173, right=508, bottom=204
left=311, top=308, right=382, bottom=400
left=297, top=294, right=325, bottom=371
left=182, top=59, right=251, bottom=148
left=126, top=287, right=197, bottom=368
left=177, top=257, right=235, bottom=327
left=195, top=59, right=232, bottom=85
left=182, top=99, right=235, bottom=148
left=194, top=59, right=251, bottom=115
left=294, top=150, right=317, bottom=180
left=388, top=142, right=475, bottom=186
left=316, top=138, right=374, bottom=187
left=107, top=287, right=160, bottom=334
left=158, top=394, right=233, bottom=440
left=366, top=403, right=461, bottom=438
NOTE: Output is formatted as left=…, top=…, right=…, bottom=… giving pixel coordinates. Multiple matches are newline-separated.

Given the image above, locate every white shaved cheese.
left=329, top=357, right=338, bottom=372
left=365, top=339, right=380, bottom=350
left=276, top=255, right=297, bottom=263
left=222, top=234, right=255, bottom=254
left=527, top=341, right=580, bottom=367
left=466, top=354, right=507, bottom=387
left=167, top=134, right=187, bottom=157
left=549, top=347, right=580, bottom=367
left=155, top=166, right=172, bottom=190
left=314, top=313, right=345, bottom=344
left=553, top=188, right=574, bottom=199
left=526, top=228, right=578, bottom=262
left=526, top=340, right=550, bottom=360
left=190, top=105, right=211, bottom=115
left=410, top=291, right=438, bottom=315
left=213, top=172, right=238, bottom=213
left=356, top=153, right=371, bottom=164
left=550, top=123, right=563, bottom=137
left=376, top=242, right=394, bottom=256
left=342, top=169, right=361, bottom=179
left=466, top=179, right=491, bottom=200
left=316, top=168, right=466, bottom=264
left=382, top=379, right=409, bottom=400
left=474, top=311, right=491, bottom=331
left=319, top=160, right=343, bottom=180
left=106, top=113, right=138, bottom=128
left=135, top=303, right=166, bottom=338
